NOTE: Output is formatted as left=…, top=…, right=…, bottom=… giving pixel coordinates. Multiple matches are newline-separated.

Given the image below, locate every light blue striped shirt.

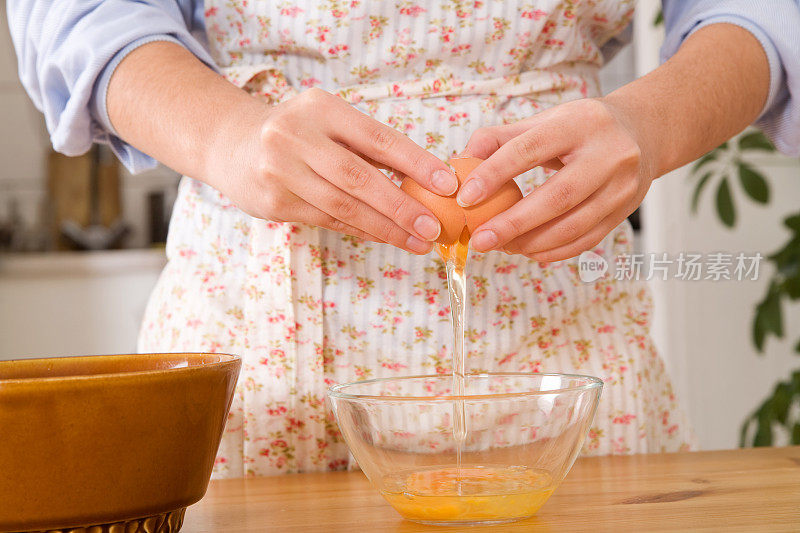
left=7, top=1, right=800, bottom=172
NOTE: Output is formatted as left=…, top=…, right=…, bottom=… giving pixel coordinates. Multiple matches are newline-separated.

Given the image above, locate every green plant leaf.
left=793, top=423, right=800, bottom=445
left=691, top=171, right=713, bottom=213
left=753, top=408, right=773, bottom=447
left=739, top=418, right=751, bottom=447
left=795, top=339, right=800, bottom=353
left=653, top=9, right=663, bottom=26
left=784, top=276, right=800, bottom=299
left=771, top=383, right=792, bottom=424
left=738, top=162, right=770, bottom=204
left=738, top=131, right=775, bottom=152
left=752, top=281, right=784, bottom=351
left=715, top=178, right=736, bottom=227
left=692, top=151, right=718, bottom=174
left=785, top=214, right=800, bottom=233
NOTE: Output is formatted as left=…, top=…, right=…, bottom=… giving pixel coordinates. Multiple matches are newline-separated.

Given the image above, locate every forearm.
left=106, top=41, right=267, bottom=191
left=603, top=23, right=770, bottom=177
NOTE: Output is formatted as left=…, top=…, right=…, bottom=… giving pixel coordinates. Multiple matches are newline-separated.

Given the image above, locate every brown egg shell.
left=448, top=156, right=523, bottom=234
left=400, top=177, right=464, bottom=245
left=399, top=156, right=522, bottom=247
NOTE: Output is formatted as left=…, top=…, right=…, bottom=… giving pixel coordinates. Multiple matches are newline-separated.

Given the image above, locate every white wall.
left=0, top=250, right=164, bottom=360
left=0, top=5, right=50, bottom=226
left=636, top=0, right=800, bottom=450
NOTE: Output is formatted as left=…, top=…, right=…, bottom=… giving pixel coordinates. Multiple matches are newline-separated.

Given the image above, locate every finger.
left=463, top=122, right=533, bottom=159
left=289, top=164, right=433, bottom=255
left=292, top=201, right=383, bottom=243
left=469, top=160, right=604, bottom=252
left=526, top=214, right=623, bottom=263
left=331, top=103, right=459, bottom=196
left=457, top=111, right=580, bottom=207
left=334, top=141, right=392, bottom=172
left=463, top=123, right=563, bottom=170
left=506, top=181, right=626, bottom=254
left=307, top=141, right=443, bottom=243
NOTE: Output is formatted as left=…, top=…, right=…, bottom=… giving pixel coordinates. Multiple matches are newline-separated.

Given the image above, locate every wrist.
left=598, top=93, right=665, bottom=180
left=202, top=93, right=272, bottom=195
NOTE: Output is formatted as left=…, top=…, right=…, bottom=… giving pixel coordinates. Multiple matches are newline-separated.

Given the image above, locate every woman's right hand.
left=208, top=87, right=458, bottom=254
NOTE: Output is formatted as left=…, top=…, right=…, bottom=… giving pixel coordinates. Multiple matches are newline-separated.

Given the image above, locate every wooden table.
left=182, top=447, right=800, bottom=532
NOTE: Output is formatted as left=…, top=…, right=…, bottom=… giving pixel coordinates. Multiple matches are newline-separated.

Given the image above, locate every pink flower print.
left=281, top=6, right=304, bottom=16
left=177, top=247, right=196, bottom=259
left=300, top=76, right=321, bottom=88
left=204, top=6, right=218, bottom=17
left=380, top=360, right=408, bottom=371
left=448, top=112, right=468, bottom=125
left=613, top=414, right=636, bottom=425
left=495, top=263, right=518, bottom=274
left=285, top=417, right=305, bottom=433
left=597, top=324, right=615, bottom=334
left=546, top=289, right=564, bottom=303
left=521, top=9, right=547, bottom=20
left=327, top=44, right=349, bottom=57
left=328, top=459, right=347, bottom=470
left=612, top=437, right=629, bottom=454
left=381, top=266, right=410, bottom=279
left=593, top=14, right=609, bottom=23
left=399, top=5, right=426, bottom=16
left=544, top=38, right=565, bottom=48
left=391, top=84, right=403, bottom=97
left=498, top=352, right=517, bottom=365
left=310, top=25, right=331, bottom=43
left=440, top=26, right=455, bottom=43
left=266, top=313, right=286, bottom=324
left=527, top=360, right=542, bottom=373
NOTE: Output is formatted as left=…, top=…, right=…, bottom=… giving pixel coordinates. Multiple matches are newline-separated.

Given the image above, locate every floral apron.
left=139, top=0, right=694, bottom=478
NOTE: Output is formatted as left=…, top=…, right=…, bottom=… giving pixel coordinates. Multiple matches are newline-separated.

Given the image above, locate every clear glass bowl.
left=328, top=372, right=602, bottom=526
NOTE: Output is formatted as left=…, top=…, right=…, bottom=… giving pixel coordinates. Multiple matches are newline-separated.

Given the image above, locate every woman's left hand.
left=458, top=98, right=656, bottom=263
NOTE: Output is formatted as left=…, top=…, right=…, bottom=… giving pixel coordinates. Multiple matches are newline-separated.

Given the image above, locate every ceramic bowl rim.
left=0, top=352, right=240, bottom=385
left=327, top=372, right=603, bottom=402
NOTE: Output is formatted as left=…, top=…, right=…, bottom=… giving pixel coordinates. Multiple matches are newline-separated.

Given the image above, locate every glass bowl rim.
left=327, top=372, right=603, bottom=402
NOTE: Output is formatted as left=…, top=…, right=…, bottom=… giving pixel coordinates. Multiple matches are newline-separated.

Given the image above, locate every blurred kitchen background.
left=1, top=3, right=798, bottom=452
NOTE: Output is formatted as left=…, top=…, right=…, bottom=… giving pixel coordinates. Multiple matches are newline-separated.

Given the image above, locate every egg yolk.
left=381, top=465, right=555, bottom=523
left=436, top=227, right=470, bottom=265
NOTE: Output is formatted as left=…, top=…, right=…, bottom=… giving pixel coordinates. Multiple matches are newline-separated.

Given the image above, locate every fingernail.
left=413, top=214, right=441, bottom=241
left=471, top=230, right=498, bottom=252
left=457, top=179, right=484, bottom=207
left=431, top=169, right=458, bottom=196
left=406, top=235, right=433, bottom=254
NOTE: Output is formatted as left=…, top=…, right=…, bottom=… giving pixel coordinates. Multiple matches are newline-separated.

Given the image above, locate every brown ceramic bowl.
left=0, top=353, right=240, bottom=533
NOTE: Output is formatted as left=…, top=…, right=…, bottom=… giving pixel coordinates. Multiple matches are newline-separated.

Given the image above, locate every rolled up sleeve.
left=7, top=0, right=216, bottom=172
left=661, top=0, right=800, bottom=156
